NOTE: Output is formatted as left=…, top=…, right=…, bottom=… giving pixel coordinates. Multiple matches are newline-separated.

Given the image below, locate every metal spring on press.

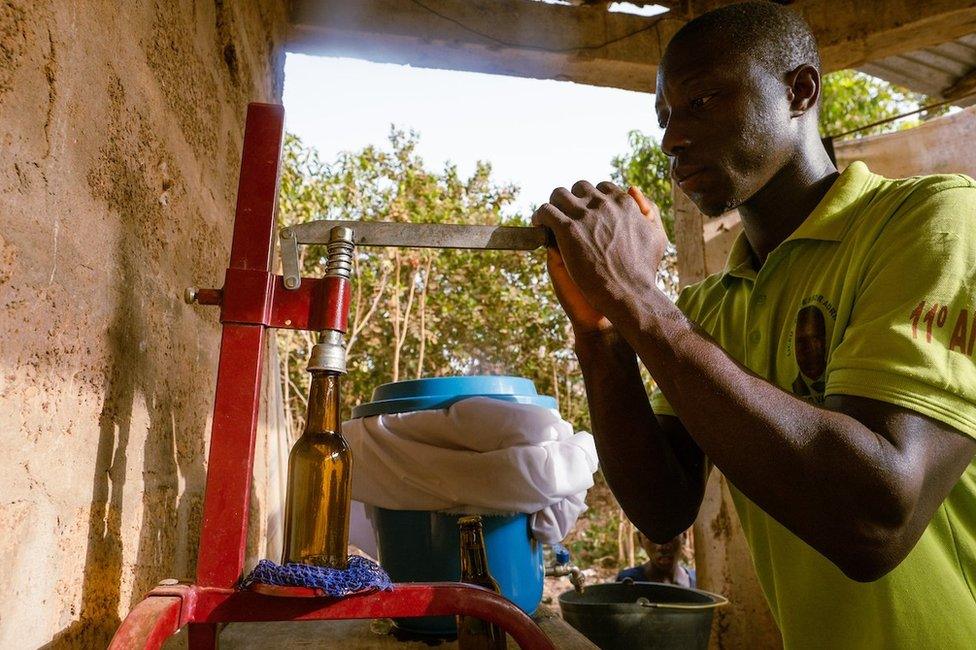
left=326, top=226, right=354, bottom=279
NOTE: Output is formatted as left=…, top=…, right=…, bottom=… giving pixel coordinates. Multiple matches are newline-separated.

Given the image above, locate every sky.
left=282, top=53, right=665, bottom=216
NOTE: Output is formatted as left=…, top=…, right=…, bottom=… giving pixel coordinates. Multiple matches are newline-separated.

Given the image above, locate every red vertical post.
left=195, top=103, right=285, bottom=588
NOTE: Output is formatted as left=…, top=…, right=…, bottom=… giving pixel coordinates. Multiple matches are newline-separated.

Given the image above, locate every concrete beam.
left=288, top=0, right=976, bottom=93
left=791, top=0, right=976, bottom=72
left=687, top=1, right=976, bottom=71
left=288, top=0, right=683, bottom=93
left=943, top=67, right=976, bottom=101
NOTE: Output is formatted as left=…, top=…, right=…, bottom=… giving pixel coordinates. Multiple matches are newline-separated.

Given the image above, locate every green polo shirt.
left=651, top=162, right=976, bottom=648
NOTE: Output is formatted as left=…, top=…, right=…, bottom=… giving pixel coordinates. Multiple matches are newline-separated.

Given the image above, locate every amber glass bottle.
left=457, top=516, right=507, bottom=649
left=281, top=370, right=352, bottom=569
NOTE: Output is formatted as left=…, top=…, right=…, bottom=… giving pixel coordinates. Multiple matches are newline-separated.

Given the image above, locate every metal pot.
left=559, top=581, right=728, bottom=650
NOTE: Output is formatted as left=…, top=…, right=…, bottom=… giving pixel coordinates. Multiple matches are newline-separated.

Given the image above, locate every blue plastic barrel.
left=354, top=376, right=552, bottom=636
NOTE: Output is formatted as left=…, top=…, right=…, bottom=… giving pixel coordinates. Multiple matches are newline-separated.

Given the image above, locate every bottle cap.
left=458, top=515, right=483, bottom=527
left=307, top=329, right=346, bottom=373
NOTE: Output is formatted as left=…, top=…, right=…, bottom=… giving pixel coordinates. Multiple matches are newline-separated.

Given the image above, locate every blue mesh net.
left=240, top=557, right=393, bottom=597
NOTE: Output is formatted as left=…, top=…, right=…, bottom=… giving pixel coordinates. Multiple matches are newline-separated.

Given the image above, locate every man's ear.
left=786, top=64, right=820, bottom=118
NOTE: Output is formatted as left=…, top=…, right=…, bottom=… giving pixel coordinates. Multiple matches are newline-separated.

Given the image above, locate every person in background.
left=615, top=531, right=696, bottom=588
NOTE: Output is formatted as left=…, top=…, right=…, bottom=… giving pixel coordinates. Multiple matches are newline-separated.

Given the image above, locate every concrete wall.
left=0, top=1, right=287, bottom=646
left=835, top=104, right=976, bottom=179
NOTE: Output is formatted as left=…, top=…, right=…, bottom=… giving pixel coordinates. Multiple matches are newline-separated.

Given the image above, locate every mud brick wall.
left=0, top=2, right=287, bottom=646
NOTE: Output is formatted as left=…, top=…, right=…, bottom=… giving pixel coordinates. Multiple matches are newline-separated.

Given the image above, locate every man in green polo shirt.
left=532, top=2, right=976, bottom=648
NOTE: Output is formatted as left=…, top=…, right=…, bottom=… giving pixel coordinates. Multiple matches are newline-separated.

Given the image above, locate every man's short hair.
left=664, top=1, right=821, bottom=77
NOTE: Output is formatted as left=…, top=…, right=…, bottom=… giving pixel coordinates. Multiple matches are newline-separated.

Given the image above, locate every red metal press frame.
left=110, top=103, right=554, bottom=650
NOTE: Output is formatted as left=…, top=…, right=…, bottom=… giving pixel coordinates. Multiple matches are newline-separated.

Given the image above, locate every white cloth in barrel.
left=343, top=397, right=599, bottom=544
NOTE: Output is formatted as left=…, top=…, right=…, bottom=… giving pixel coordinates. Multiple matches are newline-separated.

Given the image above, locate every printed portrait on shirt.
left=791, top=304, right=828, bottom=402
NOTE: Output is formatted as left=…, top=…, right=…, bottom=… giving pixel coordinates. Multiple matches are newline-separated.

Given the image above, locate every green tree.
left=276, top=130, right=592, bottom=437
left=819, top=70, right=946, bottom=137
left=610, top=131, right=675, bottom=240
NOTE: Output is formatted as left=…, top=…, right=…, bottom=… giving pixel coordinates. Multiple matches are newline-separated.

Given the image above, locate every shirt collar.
left=721, top=161, right=877, bottom=283
left=782, top=160, right=876, bottom=244
left=724, top=231, right=757, bottom=282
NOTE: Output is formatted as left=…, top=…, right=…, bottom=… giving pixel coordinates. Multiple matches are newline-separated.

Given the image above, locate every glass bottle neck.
left=459, top=527, right=491, bottom=578
left=304, top=371, right=342, bottom=435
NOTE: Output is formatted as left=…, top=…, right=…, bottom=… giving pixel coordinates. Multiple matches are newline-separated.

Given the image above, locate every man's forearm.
left=575, top=328, right=706, bottom=540
left=608, top=290, right=913, bottom=572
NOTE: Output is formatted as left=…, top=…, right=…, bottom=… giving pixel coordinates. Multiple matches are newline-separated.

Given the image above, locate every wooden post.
left=696, top=475, right=782, bottom=649
left=672, top=185, right=743, bottom=287
left=672, top=186, right=708, bottom=289
left=670, top=185, right=779, bottom=649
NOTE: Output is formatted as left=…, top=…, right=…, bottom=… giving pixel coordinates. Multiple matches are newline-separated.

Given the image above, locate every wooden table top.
left=209, top=604, right=597, bottom=649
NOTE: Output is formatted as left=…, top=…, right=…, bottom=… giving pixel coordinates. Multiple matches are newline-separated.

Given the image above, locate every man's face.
left=638, top=533, right=679, bottom=570
left=655, top=44, right=796, bottom=216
